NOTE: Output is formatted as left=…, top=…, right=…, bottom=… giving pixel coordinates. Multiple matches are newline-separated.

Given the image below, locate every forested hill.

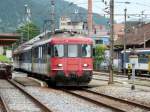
left=0, top=0, right=109, bottom=32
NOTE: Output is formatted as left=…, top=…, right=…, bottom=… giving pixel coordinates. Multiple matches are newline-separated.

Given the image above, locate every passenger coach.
left=13, top=31, right=93, bottom=86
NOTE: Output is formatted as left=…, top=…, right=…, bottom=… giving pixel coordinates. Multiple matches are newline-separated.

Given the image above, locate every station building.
left=0, top=33, right=20, bottom=57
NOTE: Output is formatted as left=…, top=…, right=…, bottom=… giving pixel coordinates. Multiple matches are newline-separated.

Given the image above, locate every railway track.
left=94, top=71, right=150, bottom=81
left=93, top=74, right=150, bottom=88
left=92, top=77, right=123, bottom=84
left=1, top=80, right=52, bottom=112
left=0, top=96, right=10, bottom=112
left=62, top=88, right=150, bottom=112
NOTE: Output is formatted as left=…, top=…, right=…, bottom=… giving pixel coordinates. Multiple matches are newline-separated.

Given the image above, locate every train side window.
left=53, top=45, right=64, bottom=57
left=81, top=44, right=92, bottom=57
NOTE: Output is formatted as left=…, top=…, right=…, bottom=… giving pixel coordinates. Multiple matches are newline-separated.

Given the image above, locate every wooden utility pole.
left=123, top=8, right=127, bottom=76
left=88, top=0, right=93, bottom=37
left=108, top=0, right=114, bottom=84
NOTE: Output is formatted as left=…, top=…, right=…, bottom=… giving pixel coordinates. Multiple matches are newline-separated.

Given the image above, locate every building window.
left=95, top=40, right=103, bottom=44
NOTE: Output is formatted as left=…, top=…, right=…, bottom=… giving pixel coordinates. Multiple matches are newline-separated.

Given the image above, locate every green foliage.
left=16, top=22, right=40, bottom=41
left=0, top=55, right=11, bottom=63
left=94, top=45, right=106, bottom=70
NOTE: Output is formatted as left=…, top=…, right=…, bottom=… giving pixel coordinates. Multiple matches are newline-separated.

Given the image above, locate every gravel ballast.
left=0, top=80, right=44, bottom=112
left=26, top=87, right=115, bottom=112
left=89, top=81, right=150, bottom=107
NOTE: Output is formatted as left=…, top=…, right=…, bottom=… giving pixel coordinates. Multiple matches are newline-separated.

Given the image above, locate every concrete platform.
left=13, top=77, right=47, bottom=87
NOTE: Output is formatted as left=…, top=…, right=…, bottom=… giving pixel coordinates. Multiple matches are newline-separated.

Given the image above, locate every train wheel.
left=46, top=78, right=56, bottom=87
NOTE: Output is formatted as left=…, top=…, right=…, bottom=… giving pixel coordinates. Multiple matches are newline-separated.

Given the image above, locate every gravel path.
left=26, top=87, right=115, bottom=112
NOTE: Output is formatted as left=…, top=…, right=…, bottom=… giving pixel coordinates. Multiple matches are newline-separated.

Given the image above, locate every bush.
left=94, top=45, right=106, bottom=70
left=0, top=55, right=11, bottom=63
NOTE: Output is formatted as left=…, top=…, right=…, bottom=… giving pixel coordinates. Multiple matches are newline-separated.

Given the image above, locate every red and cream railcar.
left=13, top=32, right=93, bottom=86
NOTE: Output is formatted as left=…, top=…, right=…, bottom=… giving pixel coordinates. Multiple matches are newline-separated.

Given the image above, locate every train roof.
left=13, top=30, right=93, bottom=54
left=32, top=31, right=92, bottom=46
left=50, top=37, right=93, bottom=44
left=121, top=48, right=150, bottom=53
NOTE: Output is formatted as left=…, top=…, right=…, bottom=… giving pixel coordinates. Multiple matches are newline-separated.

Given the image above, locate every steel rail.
left=62, top=89, right=125, bottom=112
left=83, top=89, right=150, bottom=111
left=0, top=96, right=11, bottom=112
left=93, top=76, right=150, bottom=88
left=7, top=80, right=52, bottom=112
left=94, top=71, right=150, bottom=80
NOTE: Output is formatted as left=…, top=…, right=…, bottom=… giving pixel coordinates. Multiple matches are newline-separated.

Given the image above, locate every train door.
left=39, top=46, right=42, bottom=74
left=148, top=55, right=150, bottom=74
left=47, top=43, right=52, bottom=76
left=41, top=44, right=48, bottom=75
left=31, top=48, right=35, bottom=72
left=32, top=47, right=39, bottom=73
left=67, top=44, right=78, bottom=71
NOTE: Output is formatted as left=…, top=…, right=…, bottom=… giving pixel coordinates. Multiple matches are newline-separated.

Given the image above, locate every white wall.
left=6, top=50, right=12, bottom=58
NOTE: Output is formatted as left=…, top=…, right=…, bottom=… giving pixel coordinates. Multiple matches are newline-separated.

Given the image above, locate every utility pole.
left=144, top=33, right=146, bottom=48
left=123, top=8, right=127, bottom=76
left=108, top=0, right=114, bottom=84
left=141, top=11, right=146, bottom=48
left=88, top=0, right=93, bottom=37
left=50, top=0, right=55, bottom=34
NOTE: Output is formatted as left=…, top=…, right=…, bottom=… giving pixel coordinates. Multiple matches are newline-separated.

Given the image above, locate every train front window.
left=53, top=45, right=64, bottom=57
left=81, top=44, right=92, bottom=57
left=68, top=45, right=78, bottom=57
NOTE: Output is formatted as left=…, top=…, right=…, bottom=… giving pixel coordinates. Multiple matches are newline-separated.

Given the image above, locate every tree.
left=94, top=44, right=106, bottom=70
left=16, top=22, right=40, bottom=42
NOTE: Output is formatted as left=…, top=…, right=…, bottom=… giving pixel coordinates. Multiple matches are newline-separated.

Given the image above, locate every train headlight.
left=57, top=64, right=63, bottom=67
left=83, top=64, right=88, bottom=67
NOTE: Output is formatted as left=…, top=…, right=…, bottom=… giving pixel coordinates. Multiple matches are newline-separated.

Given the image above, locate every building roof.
left=0, top=33, right=20, bottom=46
left=114, top=24, right=124, bottom=35
left=115, top=23, right=150, bottom=46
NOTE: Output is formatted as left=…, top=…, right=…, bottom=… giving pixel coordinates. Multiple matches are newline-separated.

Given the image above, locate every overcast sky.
left=64, top=0, right=150, bottom=23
